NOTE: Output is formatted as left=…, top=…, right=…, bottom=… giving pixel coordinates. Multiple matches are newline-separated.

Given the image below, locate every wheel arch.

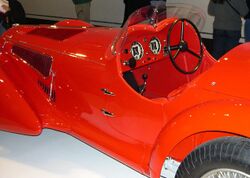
left=149, top=99, right=250, bottom=178
left=0, top=68, right=42, bottom=135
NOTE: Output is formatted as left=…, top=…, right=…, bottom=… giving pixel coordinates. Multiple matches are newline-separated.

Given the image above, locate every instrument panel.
left=120, top=28, right=169, bottom=72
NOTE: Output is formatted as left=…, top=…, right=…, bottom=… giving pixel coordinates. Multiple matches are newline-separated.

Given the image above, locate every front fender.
left=0, top=68, right=41, bottom=135
left=149, top=99, right=250, bottom=178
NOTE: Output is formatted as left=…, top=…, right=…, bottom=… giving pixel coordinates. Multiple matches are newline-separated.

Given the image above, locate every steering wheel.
left=166, top=18, right=203, bottom=74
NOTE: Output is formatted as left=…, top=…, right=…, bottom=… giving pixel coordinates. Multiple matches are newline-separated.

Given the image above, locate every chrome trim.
left=101, top=109, right=114, bottom=118
left=160, top=157, right=180, bottom=178
left=201, top=168, right=250, bottom=178
left=149, top=37, right=161, bottom=55
left=101, top=88, right=115, bottom=96
left=130, top=41, right=144, bottom=60
left=49, top=70, right=56, bottom=101
left=12, top=23, right=20, bottom=27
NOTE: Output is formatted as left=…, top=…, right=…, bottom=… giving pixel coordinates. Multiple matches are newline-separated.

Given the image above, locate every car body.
left=0, top=3, right=250, bottom=178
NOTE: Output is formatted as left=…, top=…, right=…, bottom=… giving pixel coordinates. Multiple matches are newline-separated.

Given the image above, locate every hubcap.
left=201, top=169, right=250, bottom=178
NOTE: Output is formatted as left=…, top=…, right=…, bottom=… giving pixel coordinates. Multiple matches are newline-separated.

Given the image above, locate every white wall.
left=19, top=0, right=247, bottom=39
left=90, top=0, right=125, bottom=26
left=167, top=0, right=213, bottom=38
left=19, top=0, right=125, bottom=27
left=18, top=0, right=214, bottom=37
left=19, top=0, right=77, bottom=20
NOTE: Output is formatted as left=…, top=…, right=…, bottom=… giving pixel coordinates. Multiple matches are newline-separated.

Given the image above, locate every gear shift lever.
left=140, top=73, right=148, bottom=95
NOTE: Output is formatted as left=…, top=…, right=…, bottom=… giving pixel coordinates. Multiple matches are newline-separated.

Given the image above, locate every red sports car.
left=0, top=3, right=250, bottom=178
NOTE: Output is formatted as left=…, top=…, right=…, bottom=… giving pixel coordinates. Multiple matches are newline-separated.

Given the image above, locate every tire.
left=175, top=136, right=250, bottom=178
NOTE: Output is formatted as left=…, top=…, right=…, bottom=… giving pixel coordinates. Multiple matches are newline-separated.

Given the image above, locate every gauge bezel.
left=149, top=37, right=161, bottom=55
left=130, top=42, right=144, bottom=60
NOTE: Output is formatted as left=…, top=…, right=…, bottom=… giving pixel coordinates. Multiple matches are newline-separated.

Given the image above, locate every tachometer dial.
left=149, top=37, right=161, bottom=55
left=130, top=42, right=144, bottom=60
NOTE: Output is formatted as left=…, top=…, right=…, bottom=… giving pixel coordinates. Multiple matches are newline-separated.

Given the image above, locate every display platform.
left=0, top=129, right=146, bottom=178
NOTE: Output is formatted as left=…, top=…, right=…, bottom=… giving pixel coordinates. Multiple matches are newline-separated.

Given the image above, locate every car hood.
left=196, top=43, right=250, bottom=100
left=2, top=25, right=120, bottom=65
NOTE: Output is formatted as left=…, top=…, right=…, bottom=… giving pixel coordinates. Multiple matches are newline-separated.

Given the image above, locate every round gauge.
left=149, top=37, right=161, bottom=55
left=130, top=42, right=144, bottom=60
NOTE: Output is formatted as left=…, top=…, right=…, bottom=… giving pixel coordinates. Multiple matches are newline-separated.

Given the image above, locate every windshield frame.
left=111, top=3, right=206, bottom=55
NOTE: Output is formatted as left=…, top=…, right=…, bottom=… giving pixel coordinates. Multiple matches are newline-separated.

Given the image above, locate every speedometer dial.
left=149, top=37, right=161, bottom=55
left=130, top=42, right=144, bottom=60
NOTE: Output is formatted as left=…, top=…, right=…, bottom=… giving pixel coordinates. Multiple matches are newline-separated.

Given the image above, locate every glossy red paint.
left=1, top=6, right=250, bottom=178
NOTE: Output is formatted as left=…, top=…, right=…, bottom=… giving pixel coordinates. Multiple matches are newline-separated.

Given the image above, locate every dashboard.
left=120, top=24, right=172, bottom=72
left=119, top=19, right=204, bottom=76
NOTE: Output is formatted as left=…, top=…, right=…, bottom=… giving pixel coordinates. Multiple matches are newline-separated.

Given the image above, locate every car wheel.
left=175, top=136, right=250, bottom=178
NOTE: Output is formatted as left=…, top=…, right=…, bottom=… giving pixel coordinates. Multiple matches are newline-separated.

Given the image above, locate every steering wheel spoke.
left=187, top=48, right=201, bottom=59
left=180, top=20, right=184, bottom=41
left=170, top=44, right=180, bottom=50
left=173, top=49, right=180, bottom=60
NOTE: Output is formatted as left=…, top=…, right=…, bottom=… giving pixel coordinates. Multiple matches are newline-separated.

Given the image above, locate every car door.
left=99, top=62, right=167, bottom=171
left=55, top=54, right=152, bottom=172
left=105, top=76, right=166, bottom=143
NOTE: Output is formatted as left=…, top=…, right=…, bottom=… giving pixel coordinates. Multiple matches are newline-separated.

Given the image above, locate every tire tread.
left=175, top=137, right=250, bottom=178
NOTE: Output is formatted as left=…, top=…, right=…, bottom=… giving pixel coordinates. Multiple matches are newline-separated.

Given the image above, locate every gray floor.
left=0, top=129, right=147, bottom=178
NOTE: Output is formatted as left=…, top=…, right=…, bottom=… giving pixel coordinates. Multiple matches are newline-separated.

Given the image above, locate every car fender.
left=0, top=68, right=42, bottom=135
left=149, top=99, right=250, bottom=178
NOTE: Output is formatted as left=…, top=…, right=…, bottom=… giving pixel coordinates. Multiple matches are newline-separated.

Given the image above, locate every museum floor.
left=0, top=129, right=146, bottom=178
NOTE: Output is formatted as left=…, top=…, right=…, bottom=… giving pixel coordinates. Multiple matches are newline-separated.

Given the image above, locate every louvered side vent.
left=12, top=45, right=52, bottom=77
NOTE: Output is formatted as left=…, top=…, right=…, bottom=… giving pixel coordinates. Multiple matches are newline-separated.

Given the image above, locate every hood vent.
left=28, top=27, right=84, bottom=41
